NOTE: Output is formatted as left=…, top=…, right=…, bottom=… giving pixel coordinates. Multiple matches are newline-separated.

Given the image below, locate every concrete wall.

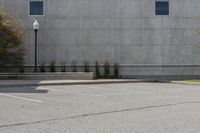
left=1, top=0, right=200, bottom=76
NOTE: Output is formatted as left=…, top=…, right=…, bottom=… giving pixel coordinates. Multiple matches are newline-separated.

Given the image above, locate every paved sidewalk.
left=172, top=81, right=200, bottom=85
left=0, top=79, right=145, bottom=87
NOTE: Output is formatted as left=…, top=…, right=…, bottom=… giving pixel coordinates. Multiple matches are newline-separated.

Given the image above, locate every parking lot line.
left=0, top=93, right=43, bottom=103
left=39, top=87, right=107, bottom=98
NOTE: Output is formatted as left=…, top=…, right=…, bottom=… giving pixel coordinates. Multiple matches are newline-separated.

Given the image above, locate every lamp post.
left=33, top=20, right=39, bottom=72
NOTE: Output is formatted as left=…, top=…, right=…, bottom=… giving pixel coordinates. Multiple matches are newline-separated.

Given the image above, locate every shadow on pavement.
left=0, top=86, right=48, bottom=93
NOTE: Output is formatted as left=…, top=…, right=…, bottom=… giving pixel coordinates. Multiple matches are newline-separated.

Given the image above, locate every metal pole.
left=34, top=29, right=38, bottom=72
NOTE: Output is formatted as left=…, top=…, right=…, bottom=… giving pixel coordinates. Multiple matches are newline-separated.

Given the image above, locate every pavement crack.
left=1, top=101, right=200, bottom=128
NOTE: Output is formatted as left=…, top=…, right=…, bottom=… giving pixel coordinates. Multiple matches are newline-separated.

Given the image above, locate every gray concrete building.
left=1, top=0, right=200, bottom=77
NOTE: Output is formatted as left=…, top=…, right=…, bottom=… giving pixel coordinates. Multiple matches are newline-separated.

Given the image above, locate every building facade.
left=1, top=0, right=200, bottom=77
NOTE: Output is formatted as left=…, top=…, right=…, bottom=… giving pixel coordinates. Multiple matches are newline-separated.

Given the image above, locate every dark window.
left=30, top=1, right=43, bottom=15
left=156, top=1, right=169, bottom=15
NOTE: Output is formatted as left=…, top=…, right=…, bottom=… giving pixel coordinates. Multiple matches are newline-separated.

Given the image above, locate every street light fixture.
left=33, top=20, right=39, bottom=72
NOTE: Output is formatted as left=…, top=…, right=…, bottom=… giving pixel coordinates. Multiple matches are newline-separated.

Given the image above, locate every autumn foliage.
left=0, top=8, right=25, bottom=66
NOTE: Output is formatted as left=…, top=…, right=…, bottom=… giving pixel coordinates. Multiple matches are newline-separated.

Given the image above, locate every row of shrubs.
left=20, top=61, right=120, bottom=79
left=94, top=62, right=120, bottom=79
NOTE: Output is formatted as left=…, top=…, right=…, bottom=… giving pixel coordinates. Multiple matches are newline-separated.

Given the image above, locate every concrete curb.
left=0, top=79, right=173, bottom=87
left=0, top=72, right=94, bottom=80
left=0, top=79, right=165, bottom=87
left=171, top=81, right=200, bottom=85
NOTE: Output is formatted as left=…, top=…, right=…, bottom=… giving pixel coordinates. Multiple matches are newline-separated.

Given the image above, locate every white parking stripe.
left=39, top=87, right=107, bottom=98
left=0, top=93, right=43, bottom=103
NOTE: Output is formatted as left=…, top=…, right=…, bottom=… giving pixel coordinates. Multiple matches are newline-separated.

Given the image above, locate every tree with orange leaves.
left=0, top=8, right=25, bottom=66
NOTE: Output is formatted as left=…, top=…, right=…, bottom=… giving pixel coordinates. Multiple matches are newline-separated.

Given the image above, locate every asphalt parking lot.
left=0, top=83, right=200, bottom=133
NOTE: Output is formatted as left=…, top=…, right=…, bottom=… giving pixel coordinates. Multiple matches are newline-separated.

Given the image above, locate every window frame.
left=155, top=0, right=170, bottom=16
left=29, top=0, right=45, bottom=17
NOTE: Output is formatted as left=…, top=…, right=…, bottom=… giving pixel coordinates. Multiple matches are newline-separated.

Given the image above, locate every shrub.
left=40, top=62, right=45, bottom=73
left=92, top=73, right=97, bottom=80
left=114, top=63, right=120, bottom=78
left=95, top=61, right=100, bottom=78
left=50, top=61, right=56, bottom=72
left=84, top=61, right=90, bottom=72
left=104, top=62, right=110, bottom=79
left=72, top=61, right=77, bottom=72
left=61, top=62, right=66, bottom=72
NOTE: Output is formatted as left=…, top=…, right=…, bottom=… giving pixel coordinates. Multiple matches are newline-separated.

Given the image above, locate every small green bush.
left=114, top=63, right=120, bottom=78
left=104, top=62, right=110, bottom=79
left=40, top=62, right=45, bottom=73
left=92, top=73, right=97, bottom=80
left=72, top=61, right=77, bottom=72
left=84, top=61, right=90, bottom=72
left=95, top=61, right=100, bottom=78
left=50, top=61, right=56, bottom=72
left=61, top=62, right=66, bottom=72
